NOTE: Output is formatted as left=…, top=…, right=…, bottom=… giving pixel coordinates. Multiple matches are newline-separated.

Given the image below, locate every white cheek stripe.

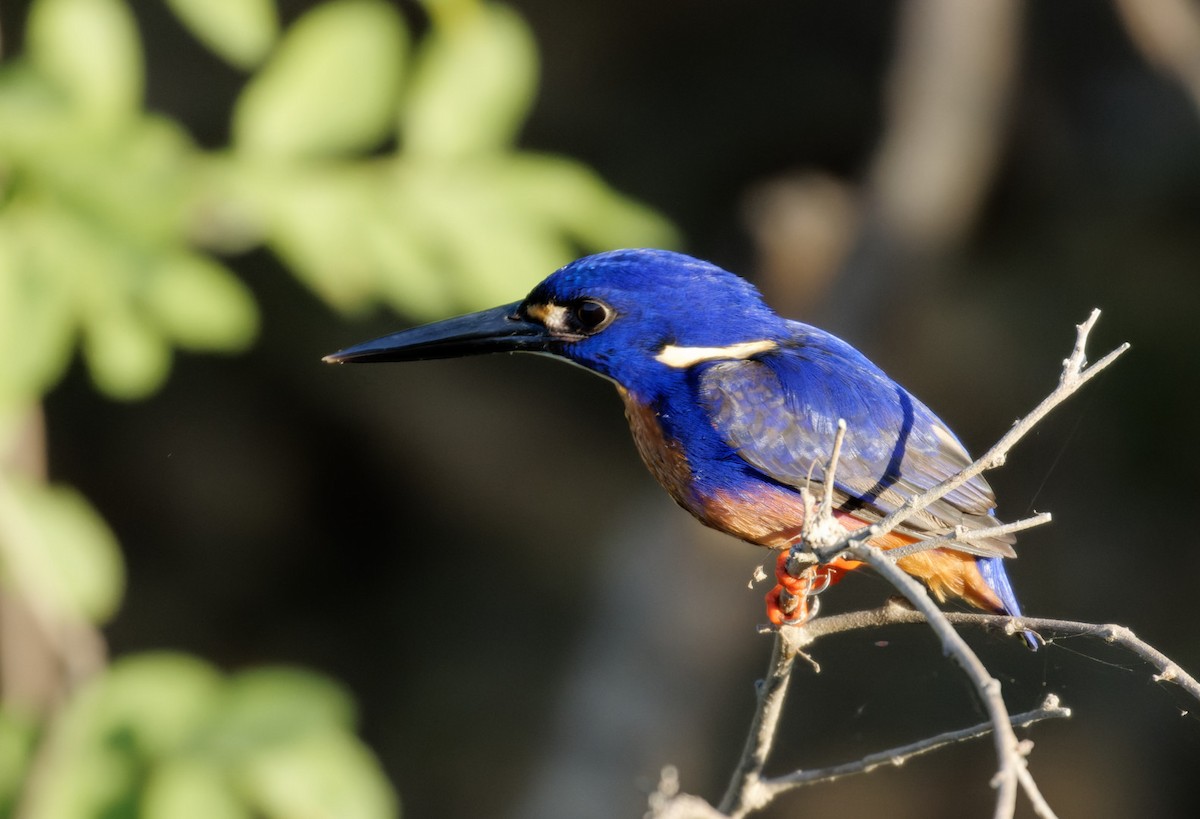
left=655, top=339, right=778, bottom=368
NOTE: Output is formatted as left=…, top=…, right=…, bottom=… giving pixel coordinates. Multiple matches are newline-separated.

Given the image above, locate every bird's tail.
left=977, top=557, right=1039, bottom=650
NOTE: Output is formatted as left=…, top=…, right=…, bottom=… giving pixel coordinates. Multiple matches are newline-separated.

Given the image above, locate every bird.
left=325, top=248, right=1034, bottom=646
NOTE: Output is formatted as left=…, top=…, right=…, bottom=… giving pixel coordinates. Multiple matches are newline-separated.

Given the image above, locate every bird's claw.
left=766, top=552, right=823, bottom=626
left=766, top=583, right=821, bottom=627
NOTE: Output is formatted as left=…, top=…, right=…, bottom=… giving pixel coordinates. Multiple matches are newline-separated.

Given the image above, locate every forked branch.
left=654, top=311, right=1143, bottom=819
left=790, top=311, right=1126, bottom=817
left=802, top=603, right=1200, bottom=705
left=812, top=309, right=1128, bottom=563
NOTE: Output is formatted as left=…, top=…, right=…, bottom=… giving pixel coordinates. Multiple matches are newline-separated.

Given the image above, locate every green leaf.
left=21, top=730, right=136, bottom=819
left=26, top=654, right=222, bottom=817
left=26, top=0, right=143, bottom=128
left=25, top=116, right=198, bottom=246
left=97, top=654, right=225, bottom=757
left=22, top=656, right=401, bottom=818
left=392, top=160, right=568, bottom=308
left=206, top=667, right=357, bottom=753
left=82, top=305, right=173, bottom=400
left=0, top=209, right=78, bottom=409
left=502, top=154, right=681, bottom=250
left=144, top=759, right=252, bottom=819
left=241, top=732, right=399, bottom=819
left=0, top=709, right=38, bottom=814
left=0, top=65, right=74, bottom=156
left=260, top=165, right=381, bottom=310
left=93, top=115, right=198, bottom=244
left=233, top=0, right=407, bottom=158
left=1, top=479, right=125, bottom=624
left=165, top=0, right=280, bottom=70
left=362, top=200, right=456, bottom=320
left=144, top=254, right=259, bottom=352
left=404, top=3, right=538, bottom=158
left=144, top=758, right=251, bottom=819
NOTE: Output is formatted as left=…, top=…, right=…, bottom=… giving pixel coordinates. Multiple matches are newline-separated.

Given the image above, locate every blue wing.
left=697, top=322, right=1015, bottom=558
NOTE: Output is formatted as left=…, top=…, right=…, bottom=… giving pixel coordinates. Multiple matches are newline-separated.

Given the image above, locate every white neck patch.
left=654, top=339, right=778, bottom=368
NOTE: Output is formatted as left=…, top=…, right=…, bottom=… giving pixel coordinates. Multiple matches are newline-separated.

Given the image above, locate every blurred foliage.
left=10, top=654, right=397, bottom=818
left=0, top=0, right=675, bottom=409
left=0, top=0, right=678, bottom=815
left=0, top=473, right=124, bottom=624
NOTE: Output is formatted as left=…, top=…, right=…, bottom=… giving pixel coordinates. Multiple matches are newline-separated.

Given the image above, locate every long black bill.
left=323, top=301, right=553, bottom=364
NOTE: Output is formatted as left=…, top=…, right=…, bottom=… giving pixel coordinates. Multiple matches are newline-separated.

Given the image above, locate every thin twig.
left=847, top=544, right=1049, bottom=819
left=660, top=626, right=1071, bottom=819
left=647, top=766, right=728, bottom=819
left=716, top=632, right=800, bottom=817
left=778, top=421, right=848, bottom=616
left=885, top=511, right=1053, bottom=561
left=818, top=419, right=846, bottom=522
left=695, top=312, right=1128, bottom=818
left=782, top=313, right=1123, bottom=818
left=656, top=588, right=1200, bottom=819
left=796, top=604, right=1200, bottom=706
left=812, top=310, right=1128, bottom=564
left=759, top=695, right=1070, bottom=796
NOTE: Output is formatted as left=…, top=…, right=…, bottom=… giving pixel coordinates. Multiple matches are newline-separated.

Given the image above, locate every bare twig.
left=663, top=625, right=1071, bottom=819
left=812, top=309, right=1128, bottom=564
left=658, top=620, right=1073, bottom=819
left=715, top=632, right=802, bottom=817
left=773, top=312, right=1123, bottom=818
left=670, top=314, right=1131, bottom=818
left=796, top=603, right=1200, bottom=707
left=885, top=511, right=1053, bottom=561
left=646, top=793, right=726, bottom=819
left=647, top=766, right=727, bottom=819
left=670, top=590, right=1199, bottom=819
left=817, top=419, right=846, bottom=522
left=846, top=545, right=1054, bottom=819
left=777, top=421, right=848, bottom=617
left=760, top=695, right=1070, bottom=796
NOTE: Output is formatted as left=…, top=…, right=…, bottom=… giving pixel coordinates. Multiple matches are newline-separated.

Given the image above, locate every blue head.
left=325, top=249, right=785, bottom=397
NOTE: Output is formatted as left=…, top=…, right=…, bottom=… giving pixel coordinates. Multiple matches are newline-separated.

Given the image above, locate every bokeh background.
left=3, top=1, right=1200, bottom=817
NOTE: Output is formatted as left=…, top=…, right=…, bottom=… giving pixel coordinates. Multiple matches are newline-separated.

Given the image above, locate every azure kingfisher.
left=325, top=249, right=1031, bottom=644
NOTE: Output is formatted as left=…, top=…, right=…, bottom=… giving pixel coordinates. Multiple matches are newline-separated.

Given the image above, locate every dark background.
left=8, top=1, right=1200, bottom=816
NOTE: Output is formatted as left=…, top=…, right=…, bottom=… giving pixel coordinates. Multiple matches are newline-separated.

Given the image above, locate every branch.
left=652, top=624, right=1070, bottom=819
left=884, top=511, right=1052, bottom=561
left=715, top=630, right=803, bottom=817
left=797, top=603, right=1200, bottom=707
left=817, top=419, right=846, bottom=523
left=760, top=694, right=1070, bottom=796
left=773, top=312, right=1124, bottom=817
left=647, top=766, right=727, bottom=819
left=665, top=312, right=1131, bottom=818
left=812, top=309, right=1128, bottom=563
left=656, top=593, right=1200, bottom=819
left=844, top=545, right=1053, bottom=818
left=775, top=420, right=848, bottom=620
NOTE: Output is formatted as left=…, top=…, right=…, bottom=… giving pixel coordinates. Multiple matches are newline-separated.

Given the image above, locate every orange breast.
left=618, top=386, right=701, bottom=513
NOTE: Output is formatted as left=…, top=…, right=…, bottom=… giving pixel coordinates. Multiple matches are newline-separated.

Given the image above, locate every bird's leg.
left=766, top=553, right=818, bottom=627
left=765, top=580, right=815, bottom=627
left=766, top=551, right=857, bottom=627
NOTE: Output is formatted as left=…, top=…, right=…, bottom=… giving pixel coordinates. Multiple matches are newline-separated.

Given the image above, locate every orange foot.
left=765, top=551, right=853, bottom=627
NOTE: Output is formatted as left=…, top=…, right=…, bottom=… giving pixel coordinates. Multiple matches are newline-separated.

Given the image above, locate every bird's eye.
left=572, top=299, right=612, bottom=333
